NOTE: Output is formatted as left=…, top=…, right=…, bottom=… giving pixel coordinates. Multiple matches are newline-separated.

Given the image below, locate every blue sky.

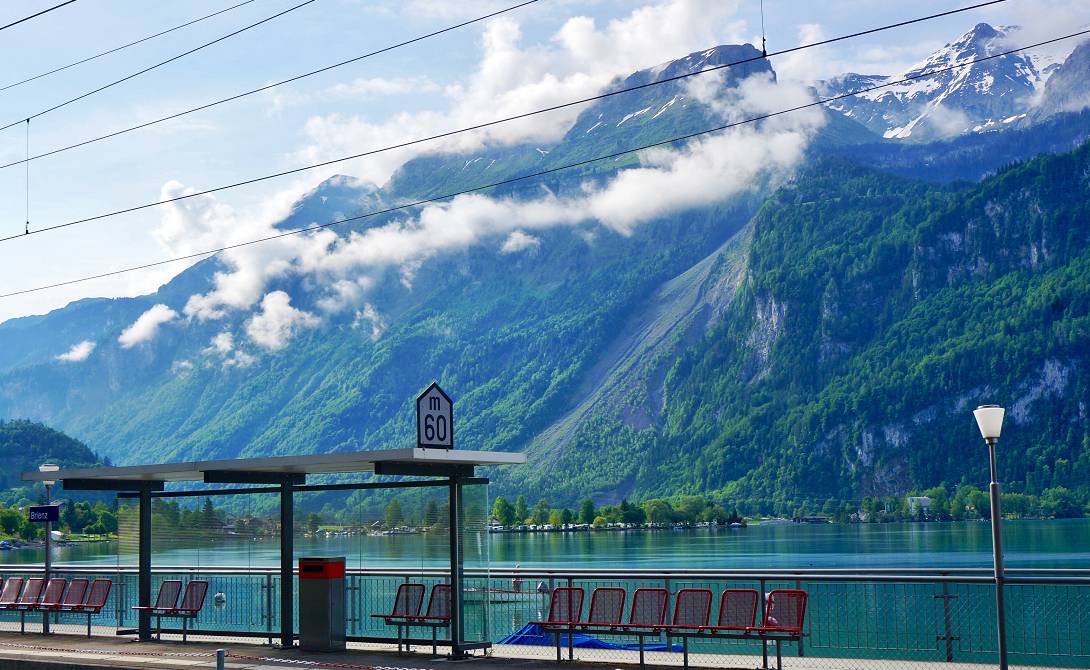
left=0, top=0, right=1084, bottom=323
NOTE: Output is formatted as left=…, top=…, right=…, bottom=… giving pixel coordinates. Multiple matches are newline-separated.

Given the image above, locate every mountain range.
left=2, top=23, right=1089, bottom=512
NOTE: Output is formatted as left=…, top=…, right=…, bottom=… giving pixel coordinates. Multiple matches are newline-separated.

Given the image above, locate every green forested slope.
left=550, top=146, right=1090, bottom=511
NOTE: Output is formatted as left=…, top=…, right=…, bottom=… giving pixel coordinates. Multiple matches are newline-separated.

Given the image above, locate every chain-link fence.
left=0, top=566, right=1086, bottom=669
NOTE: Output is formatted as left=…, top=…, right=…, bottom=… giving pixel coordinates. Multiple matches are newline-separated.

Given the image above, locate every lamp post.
left=973, top=405, right=1007, bottom=670
left=39, top=463, right=58, bottom=635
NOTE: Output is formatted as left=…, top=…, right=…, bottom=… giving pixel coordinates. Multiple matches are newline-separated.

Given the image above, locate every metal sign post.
left=416, top=382, right=453, bottom=449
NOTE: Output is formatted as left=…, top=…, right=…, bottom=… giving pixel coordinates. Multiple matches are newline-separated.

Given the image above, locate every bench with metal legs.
left=670, top=589, right=808, bottom=670
left=13, top=578, right=44, bottom=634
left=132, top=579, right=181, bottom=640
left=371, top=582, right=426, bottom=654
left=577, top=587, right=670, bottom=668
left=530, top=586, right=584, bottom=662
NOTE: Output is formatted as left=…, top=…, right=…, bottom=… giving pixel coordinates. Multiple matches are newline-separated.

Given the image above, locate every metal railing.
left=0, top=565, right=1086, bottom=668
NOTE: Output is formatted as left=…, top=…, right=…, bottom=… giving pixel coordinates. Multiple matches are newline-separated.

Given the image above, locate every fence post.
left=264, top=572, right=274, bottom=645
left=216, top=649, right=225, bottom=670
left=795, top=579, right=805, bottom=657
left=934, top=581, right=958, bottom=663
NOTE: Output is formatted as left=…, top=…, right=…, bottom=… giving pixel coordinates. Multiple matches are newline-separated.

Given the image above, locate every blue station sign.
left=28, top=504, right=61, bottom=523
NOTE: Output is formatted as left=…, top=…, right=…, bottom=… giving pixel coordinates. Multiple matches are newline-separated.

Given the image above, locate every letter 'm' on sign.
left=416, top=383, right=453, bottom=449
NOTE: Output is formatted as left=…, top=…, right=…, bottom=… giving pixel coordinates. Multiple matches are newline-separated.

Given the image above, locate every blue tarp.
left=499, top=623, right=681, bottom=651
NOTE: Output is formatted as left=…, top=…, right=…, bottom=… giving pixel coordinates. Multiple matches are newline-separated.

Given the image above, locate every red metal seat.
left=14, top=577, right=45, bottom=634
left=0, top=577, right=24, bottom=610
left=371, top=582, right=427, bottom=622
left=714, top=589, right=759, bottom=630
left=667, top=588, right=713, bottom=630
left=150, top=580, right=208, bottom=642
left=620, top=587, right=669, bottom=630
left=531, top=586, right=585, bottom=627
left=747, top=589, right=807, bottom=634
left=414, top=584, right=451, bottom=623
left=54, top=578, right=89, bottom=613
left=36, top=578, right=66, bottom=611
left=401, top=584, right=453, bottom=655
left=370, top=583, right=428, bottom=654
left=132, top=579, right=182, bottom=640
left=65, top=578, right=111, bottom=638
left=582, top=587, right=626, bottom=626
left=530, top=586, right=585, bottom=662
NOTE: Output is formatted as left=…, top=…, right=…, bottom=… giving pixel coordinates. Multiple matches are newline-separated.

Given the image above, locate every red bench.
left=371, top=583, right=426, bottom=654
left=132, top=580, right=207, bottom=642
left=57, top=578, right=112, bottom=637
left=13, top=577, right=45, bottom=634
left=402, top=584, right=452, bottom=655
left=577, top=587, right=670, bottom=668
left=669, top=589, right=807, bottom=670
left=530, top=586, right=584, bottom=662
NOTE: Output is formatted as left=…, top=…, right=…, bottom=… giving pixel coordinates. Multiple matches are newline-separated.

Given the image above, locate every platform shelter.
left=22, top=447, right=524, bottom=655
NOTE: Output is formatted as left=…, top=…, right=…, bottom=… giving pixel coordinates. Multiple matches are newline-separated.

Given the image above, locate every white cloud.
left=500, top=230, right=540, bottom=253
left=293, top=0, right=748, bottom=186
left=352, top=304, right=386, bottom=341
left=55, top=340, right=95, bottom=362
left=204, top=332, right=235, bottom=355
left=180, top=66, right=823, bottom=325
left=245, top=291, right=319, bottom=351
left=171, top=359, right=194, bottom=373
left=118, top=304, right=178, bottom=348
left=330, top=76, right=440, bottom=98
left=267, top=77, right=440, bottom=114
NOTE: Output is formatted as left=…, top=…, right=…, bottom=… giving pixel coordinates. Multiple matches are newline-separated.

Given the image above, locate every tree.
left=422, top=500, right=440, bottom=526
left=200, top=499, right=221, bottom=530
left=1041, top=487, right=1082, bottom=518
left=0, top=506, right=22, bottom=535
left=306, top=513, right=323, bottom=533
left=578, top=498, right=596, bottom=525
left=491, top=496, right=515, bottom=527
left=643, top=499, right=673, bottom=525
left=547, top=509, right=564, bottom=527
left=514, top=496, right=528, bottom=525
left=561, top=508, right=574, bottom=525
left=531, top=499, right=550, bottom=526
left=384, top=499, right=404, bottom=527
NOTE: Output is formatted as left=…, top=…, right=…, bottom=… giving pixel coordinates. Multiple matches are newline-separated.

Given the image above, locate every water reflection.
left=7, top=519, right=1087, bottom=569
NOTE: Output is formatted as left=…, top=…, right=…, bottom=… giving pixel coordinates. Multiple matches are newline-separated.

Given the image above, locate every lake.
left=14, top=518, right=1090, bottom=569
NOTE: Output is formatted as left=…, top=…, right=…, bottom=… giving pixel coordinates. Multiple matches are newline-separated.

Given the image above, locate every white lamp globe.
left=39, top=463, right=59, bottom=487
left=973, top=405, right=1005, bottom=441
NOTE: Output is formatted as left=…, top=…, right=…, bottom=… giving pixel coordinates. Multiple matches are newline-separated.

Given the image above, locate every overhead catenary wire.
left=0, top=0, right=1012, bottom=245
left=0, top=0, right=320, bottom=133
left=0, top=0, right=261, bottom=94
left=1, top=29, right=1083, bottom=301
left=0, top=0, right=77, bottom=33
left=0, top=0, right=1000, bottom=173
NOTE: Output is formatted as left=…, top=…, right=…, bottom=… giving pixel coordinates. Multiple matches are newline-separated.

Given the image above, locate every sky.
left=0, top=0, right=1086, bottom=324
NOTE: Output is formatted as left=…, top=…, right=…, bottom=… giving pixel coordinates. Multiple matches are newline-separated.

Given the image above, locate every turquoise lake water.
left=13, top=518, right=1089, bottom=569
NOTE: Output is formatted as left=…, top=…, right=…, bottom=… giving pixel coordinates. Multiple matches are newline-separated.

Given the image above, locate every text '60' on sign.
left=416, top=382, right=453, bottom=449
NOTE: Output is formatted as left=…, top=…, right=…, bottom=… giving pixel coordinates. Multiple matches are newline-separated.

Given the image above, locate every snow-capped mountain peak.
left=819, top=23, right=1054, bottom=141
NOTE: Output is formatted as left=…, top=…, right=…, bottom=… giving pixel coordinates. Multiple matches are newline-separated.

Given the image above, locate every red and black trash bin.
left=299, top=557, right=346, bottom=651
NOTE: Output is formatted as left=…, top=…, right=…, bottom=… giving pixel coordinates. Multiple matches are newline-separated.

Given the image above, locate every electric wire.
left=0, top=0, right=999, bottom=173
left=0, top=0, right=77, bottom=33
left=0, top=0, right=320, bottom=133
left=0, top=1, right=1012, bottom=246
left=1, top=29, right=1083, bottom=301
left=0, top=0, right=261, bottom=94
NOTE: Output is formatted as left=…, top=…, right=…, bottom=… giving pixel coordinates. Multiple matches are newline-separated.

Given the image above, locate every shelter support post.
left=448, top=477, right=465, bottom=658
left=138, top=485, right=153, bottom=641
left=280, top=479, right=295, bottom=648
